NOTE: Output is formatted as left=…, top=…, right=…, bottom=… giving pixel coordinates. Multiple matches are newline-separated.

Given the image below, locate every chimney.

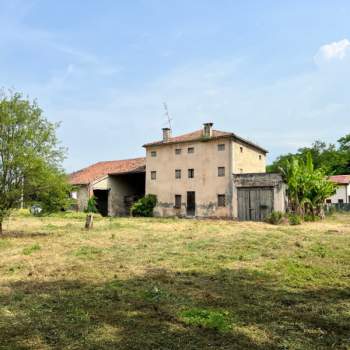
left=162, top=127, right=171, bottom=142
left=203, top=122, right=213, bottom=137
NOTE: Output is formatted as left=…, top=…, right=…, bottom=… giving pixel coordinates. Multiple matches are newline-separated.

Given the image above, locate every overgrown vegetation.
left=131, top=194, right=157, bottom=217
left=280, top=153, right=336, bottom=219
left=86, top=195, right=98, bottom=213
left=0, top=213, right=349, bottom=349
left=0, top=90, right=70, bottom=234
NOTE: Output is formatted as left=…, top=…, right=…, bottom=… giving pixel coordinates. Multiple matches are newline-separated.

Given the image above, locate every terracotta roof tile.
left=328, top=175, right=350, bottom=184
left=143, top=129, right=268, bottom=153
left=69, top=157, right=146, bottom=185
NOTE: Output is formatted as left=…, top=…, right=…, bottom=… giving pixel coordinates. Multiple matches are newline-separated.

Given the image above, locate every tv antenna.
left=163, top=102, right=172, bottom=129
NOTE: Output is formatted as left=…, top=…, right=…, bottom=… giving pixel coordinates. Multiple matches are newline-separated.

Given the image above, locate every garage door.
left=237, top=187, right=274, bottom=221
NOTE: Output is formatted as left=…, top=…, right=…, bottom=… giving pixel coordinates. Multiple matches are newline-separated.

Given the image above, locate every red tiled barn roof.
left=69, top=157, right=146, bottom=185
left=328, top=175, right=350, bottom=185
left=143, top=129, right=268, bottom=153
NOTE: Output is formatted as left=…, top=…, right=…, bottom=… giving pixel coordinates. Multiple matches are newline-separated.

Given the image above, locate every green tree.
left=0, top=90, right=68, bottom=234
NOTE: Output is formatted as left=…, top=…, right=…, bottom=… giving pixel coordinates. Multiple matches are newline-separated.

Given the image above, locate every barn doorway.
left=93, top=189, right=109, bottom=217
left=186, top=191, right=196, bottom=216
left=238, top=187, right=273, bottom=221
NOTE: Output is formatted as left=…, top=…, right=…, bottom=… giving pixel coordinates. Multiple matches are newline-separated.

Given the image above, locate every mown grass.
left=0, top=212, right=349, bottom=349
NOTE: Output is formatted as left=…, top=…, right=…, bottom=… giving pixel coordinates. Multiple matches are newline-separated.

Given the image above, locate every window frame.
left=175, top=169, right=181, bottom=179
left=187, top=147, right=194, bottom=154
left=188, top=168, right=194, bottom=178
left=151, top=171, right=157, bottom=180
left=151, top=150, right=157, bottom=157
left=175, top=148, right=182, bottom=155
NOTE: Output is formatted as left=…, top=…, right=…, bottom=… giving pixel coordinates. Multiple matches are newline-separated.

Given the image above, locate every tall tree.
left=0, top=90, right=68, bottom=234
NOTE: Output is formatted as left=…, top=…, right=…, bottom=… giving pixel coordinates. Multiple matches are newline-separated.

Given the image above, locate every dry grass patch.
left=0, top=212, right=349, bottom=349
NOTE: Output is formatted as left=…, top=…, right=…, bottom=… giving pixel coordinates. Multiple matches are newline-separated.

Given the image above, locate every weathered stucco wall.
left=327, top=184, right=350, bottom=204
left=232, top=173, right=287, bottom=218
left=233, top=141, right=266, bottom=174
left=146, top=138, right=233, bottom=218
left=76, top=185, right=89, bottom=211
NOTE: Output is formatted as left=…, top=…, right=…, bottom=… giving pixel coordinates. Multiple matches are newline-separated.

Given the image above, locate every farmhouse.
left=326, top=175, right=350, bottom=204
left=69, top=123, right=286, bottom=220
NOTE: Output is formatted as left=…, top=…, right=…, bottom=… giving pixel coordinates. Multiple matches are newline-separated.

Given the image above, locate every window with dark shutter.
left=218, top=194, right=226, bottom=207
left=218, top=167, right=225, bottom=177
left=175, top=195, right=181, bottom=209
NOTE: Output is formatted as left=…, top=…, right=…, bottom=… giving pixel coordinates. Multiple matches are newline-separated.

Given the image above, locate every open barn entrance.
left=93, top=189, right=109, bottom=216
left=109, top=171, right=145, bottom=216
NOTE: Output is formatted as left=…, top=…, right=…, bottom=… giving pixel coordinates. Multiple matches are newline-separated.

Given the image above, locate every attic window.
left=175, top=148, right=182, bottom=155
left=218, top=144, right=225, bottom=151
left=259, top=154, right=262, bottom=160
left=188, top=147, right=194, bottom=154
left=151, top=151, right=157, bottom=157
left=240, top=146, right=243, bottom=153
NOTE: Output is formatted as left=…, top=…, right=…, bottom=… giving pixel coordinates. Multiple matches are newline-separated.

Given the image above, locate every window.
left=239, top=168, right=243, bottom=173
left=174, top=195, right=181, bottom=209
left=151, top=151, right=157, bottom=157
left=326, top=199, right=332, bottom=204
left=218, top=167, right=225, bottom=177
left=218, top=194, right=226, bottom=207
left=188, top=147, right=194, bottom=154
left=175, top=169, right=181, bottom=179
left=70, top=191, right=77, bottom=199
left=175, top=148, right=182, bottom=155
left=259, top=154, right=262, bottom=160
left=188, top=168, right=194, bottom=178
left=151, top=171, right=156, bottom=180
left=338, top=199, right=344, bottom=204
left=218, top=144, right=225, bottom=151
left=240, top=146, right=243, bottom=153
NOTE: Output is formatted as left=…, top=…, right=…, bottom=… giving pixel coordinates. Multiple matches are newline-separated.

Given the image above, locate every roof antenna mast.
left=163, top=102, right=172, bottom=129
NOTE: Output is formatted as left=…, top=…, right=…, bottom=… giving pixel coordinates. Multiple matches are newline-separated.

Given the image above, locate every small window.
left=218, top=144, right=225, bottom=151
left=218, top=167, right=225, bottom=177
left=175, top=169, right=181, bottom=179
left=151, top=151, right=157, bottom=157
left=326, top=199, right=332, bottom=204
left=240, top=146, right=243, bottom=153
left=151, top=171, right=156, bottom=180
left=338, top=199, right=344, bottom=204
left=240, top=168, right=243, bottom=173
left=259, top=154, right=262, bottom=160
left=188, top=168, right=194, bottom=178
left=175, top=148, right=182, bottom=155
left=188, top=147, right=194, bottom=154
left=70, top=191, right=77, bottom=199
left=218, top=194, right=226, bottom=207
left=174, top=195, right=181, bottom=209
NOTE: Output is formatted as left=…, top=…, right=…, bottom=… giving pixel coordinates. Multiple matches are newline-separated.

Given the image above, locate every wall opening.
left=93, top=189, right=109, bottom=217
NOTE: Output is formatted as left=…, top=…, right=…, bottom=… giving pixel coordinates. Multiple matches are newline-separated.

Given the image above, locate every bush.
left=289, top=213, right=302, bottom=225
left=304, top=214, right=320, bottom=222
left=265, top=211, right=284, bottom=225
left=86, top=196, right=97, bottom=213
left=131, top=194, right=157, bottom=217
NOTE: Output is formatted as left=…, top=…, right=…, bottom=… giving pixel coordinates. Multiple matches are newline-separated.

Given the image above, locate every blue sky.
left=1, top=0, right=350, bottom=171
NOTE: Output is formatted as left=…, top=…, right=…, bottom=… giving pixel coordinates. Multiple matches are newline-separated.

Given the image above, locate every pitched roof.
left=143, top=129, right=268, bottom=153
left=328, top=175, right=350, bottom=185
left=69, top=157, right=146, bottom=185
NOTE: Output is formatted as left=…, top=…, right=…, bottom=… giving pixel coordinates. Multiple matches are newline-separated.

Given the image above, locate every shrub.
left=265, top=211, right=284, bottom=225
left=131, top=194, right=157, bottom=217
left=179, top=308, right=230, bottom=332
left=86, top=196, right=97, bottom=213
left=289, top=213, right=302, bottom=225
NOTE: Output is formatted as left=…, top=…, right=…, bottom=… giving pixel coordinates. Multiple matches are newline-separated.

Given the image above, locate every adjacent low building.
left=326, top=175, right=350, bottom=204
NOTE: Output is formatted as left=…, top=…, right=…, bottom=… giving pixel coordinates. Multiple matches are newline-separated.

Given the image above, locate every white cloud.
left=315, top=39, right=350, bottom=64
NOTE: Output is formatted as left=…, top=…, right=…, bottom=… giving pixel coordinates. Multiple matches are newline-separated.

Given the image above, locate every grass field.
left=0, top=212, right=349, bottom=350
